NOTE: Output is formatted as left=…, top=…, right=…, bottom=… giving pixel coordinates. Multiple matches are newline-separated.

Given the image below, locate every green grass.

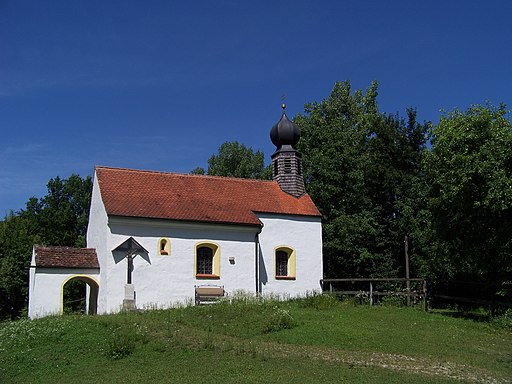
left=1, top=296, right=510, bottom=383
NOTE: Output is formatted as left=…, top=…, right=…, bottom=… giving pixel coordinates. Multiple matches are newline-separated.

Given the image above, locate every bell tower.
left=270, top=104, right=306, bottom=197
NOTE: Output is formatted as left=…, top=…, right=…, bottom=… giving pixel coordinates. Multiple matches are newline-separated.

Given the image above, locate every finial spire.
left=270, top=104, right=300, bottom=150
left=269, top=104, right=305, bottom=197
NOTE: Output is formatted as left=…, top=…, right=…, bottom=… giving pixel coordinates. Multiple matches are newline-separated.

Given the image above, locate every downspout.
left=255, top=224, right=263, bottom=295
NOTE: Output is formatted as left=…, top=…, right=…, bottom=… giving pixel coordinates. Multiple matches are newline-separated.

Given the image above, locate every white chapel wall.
left=28, top=266, right=99, bottom=319
left=86, top=174, right=110, bottom=312
left=97, top=217, right=259, bottom=313
left=257, top=213, right=323, bottom=297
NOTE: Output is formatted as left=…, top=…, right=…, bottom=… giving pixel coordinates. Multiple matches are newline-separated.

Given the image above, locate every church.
left=28, top=107, right=323, bottom=318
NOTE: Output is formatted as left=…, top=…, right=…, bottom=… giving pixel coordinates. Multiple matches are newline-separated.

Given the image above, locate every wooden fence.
left=321, top=278, right=428, bottom=310
left=427, top=280, right=512, bottom=311
left=322, top=278, right=512, bottom=312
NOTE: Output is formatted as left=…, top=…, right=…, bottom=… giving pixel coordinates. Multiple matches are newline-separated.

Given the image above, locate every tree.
left=0, top=213, right=34, bottom=319
left=362, top=109, right=430, bottom=278
left=424, top=104, right=512, bottom=287
left=190, top=167, right=206, bottom=175
left=0, top=174, right=92, bottom=319
left=295, top=80, right=377, bottom=277
left=193, top=141, right=271, bottom=180
left=31, top=175, right=92, bottom=247
left=295, top=80, right=430, bottom=278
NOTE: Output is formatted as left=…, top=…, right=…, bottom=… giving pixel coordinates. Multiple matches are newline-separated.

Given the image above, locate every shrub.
left=492, top=308, right=512, bottom=329
left=263, top=308, right=296, bottom=333
left=105, top=323, right=147, bottom=359
left=299, top=292, right=339, bottom=310
left=379, top=294, right=406, bottom=307
left=106, top=327, right=136, bottom=359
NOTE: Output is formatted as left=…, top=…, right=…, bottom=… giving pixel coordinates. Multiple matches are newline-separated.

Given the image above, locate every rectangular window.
left=195, top=243, right=220, bottom=279
left=197, top=247, right=213, bottom=275
left=275, top=247, right=296, bottom=280
left=276, top=250, right=288, bottom=277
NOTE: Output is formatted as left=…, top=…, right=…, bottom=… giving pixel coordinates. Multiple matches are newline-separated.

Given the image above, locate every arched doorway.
left=61, top=275, right=99, bottom=315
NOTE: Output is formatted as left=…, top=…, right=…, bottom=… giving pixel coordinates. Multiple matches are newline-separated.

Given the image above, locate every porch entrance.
left=62, top=276, right=99, bottom=315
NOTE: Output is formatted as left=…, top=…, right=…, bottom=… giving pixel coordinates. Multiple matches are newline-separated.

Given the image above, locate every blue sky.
left=1, top=1, right=511, bottom=216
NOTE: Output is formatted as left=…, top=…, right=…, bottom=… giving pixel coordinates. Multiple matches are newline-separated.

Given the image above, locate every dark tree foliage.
left=424, top=104, right=512, bottom=291
left=0, top=174, right=92, bottom=319
left=363, top=110, right=430, bottom=278
left=23, top=175, right=93, bottom=248
left=0, top=214, right=33, bottom=319
left=190, top=167, right=206, bottom=175
left=295, top=81, right=429, bottom=278
left=295, top=81, right=376, bottom=277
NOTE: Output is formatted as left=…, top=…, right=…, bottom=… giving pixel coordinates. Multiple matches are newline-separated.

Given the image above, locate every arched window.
left=275, top=247, right=296, bottom=280
left=195, top=243, right=220, bottom=278
left=158, top=238, right=170, bottom=255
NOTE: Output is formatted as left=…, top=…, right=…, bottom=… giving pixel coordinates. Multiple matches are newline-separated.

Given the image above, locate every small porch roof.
left=34, top=246, right=99, bottom=269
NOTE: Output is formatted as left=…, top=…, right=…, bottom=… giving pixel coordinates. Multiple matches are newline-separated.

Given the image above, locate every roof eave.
left=107, top=214, right=264, bottom=229
left=35, top=265, right=100, bottom=270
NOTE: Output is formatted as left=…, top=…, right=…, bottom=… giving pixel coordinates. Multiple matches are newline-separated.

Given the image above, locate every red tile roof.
left=35, top=246, right=99, bottom=269
left=95, top=166, right=321, bottom=225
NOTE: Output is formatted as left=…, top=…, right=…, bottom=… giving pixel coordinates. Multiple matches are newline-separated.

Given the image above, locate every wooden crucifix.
left=126, top=250, right=134, bottom=285
left=112, top=237, right=148, bottom=285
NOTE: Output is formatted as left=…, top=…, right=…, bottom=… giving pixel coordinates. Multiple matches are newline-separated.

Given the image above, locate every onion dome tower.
left=270, top=104, right=305, bottom=197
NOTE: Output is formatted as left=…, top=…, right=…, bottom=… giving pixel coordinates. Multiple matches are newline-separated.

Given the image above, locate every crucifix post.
left=127, top=251, right=134, bottom=285
left=113, top=237, right=148, bottom=311
left=123, top=250, right=136, bottom=310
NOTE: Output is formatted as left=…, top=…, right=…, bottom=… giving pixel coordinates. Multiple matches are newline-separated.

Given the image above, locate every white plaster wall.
left=28, top=268, right=99, bottom=319
left=100, top=217, right=260, bottom=313
left=86, top=173, right=109, bottom=313
left=28, top=250, right=37, bottom=318
left=257, top=213, right=323, bottom=297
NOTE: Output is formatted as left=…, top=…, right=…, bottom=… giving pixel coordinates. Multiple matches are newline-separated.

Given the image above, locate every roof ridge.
left=35, top=245, right=96, bottom=251
left=95, top=165, right=276, bottom=184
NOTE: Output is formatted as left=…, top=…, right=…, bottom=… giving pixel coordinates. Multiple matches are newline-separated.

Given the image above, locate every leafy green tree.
left=23, top=174, right=92, bottom=247
left=295, top=80, right=377, bottom=277
left=424, top=104, right=512, bottom=287
left=0, top=174, right=92, bottom=319
left=190, top=167, right=206, bottom=175
left=363, top=109, right=430, bottom=277
left=205, top=141, right=271, bottom=179
left=295, top=81, right=430, bottom=278
left=0, top=213, right=35, bottom=319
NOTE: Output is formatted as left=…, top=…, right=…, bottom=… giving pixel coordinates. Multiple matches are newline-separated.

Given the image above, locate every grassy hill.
left=1, top=295, right=510, bottom=383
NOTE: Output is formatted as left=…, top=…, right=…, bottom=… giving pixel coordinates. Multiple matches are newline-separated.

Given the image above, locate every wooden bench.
left=195, top=285, right=225, bottom=305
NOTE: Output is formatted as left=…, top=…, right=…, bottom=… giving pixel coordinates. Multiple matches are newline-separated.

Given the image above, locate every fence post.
left=405, top=235, right=411, bottom=306
left=422, top=279, right=428, bottom=312
left=330, top=282, right=333, bottom=295
left=369, top=282, right=373, bottom=306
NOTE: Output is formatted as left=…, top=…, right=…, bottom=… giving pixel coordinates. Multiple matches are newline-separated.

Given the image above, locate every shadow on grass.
left=431, top=309, right=490, bottom=323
